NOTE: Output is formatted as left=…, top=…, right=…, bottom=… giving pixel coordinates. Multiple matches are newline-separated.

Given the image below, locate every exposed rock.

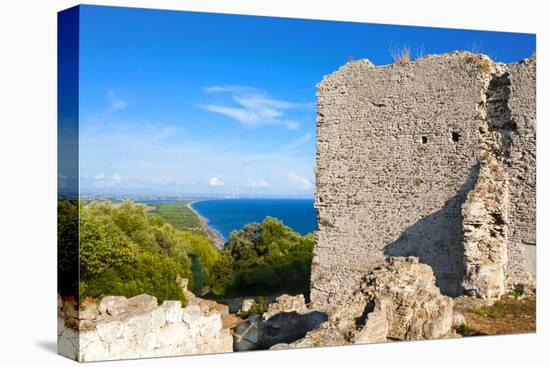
left=356, top=257, right=454, bottom=342
left=176, top=276, right=197, bottom=303
left=128, top=294, right=158, bottom=310
left=193, top=298, right=229, bottom=315
left=221, top=314, right=242, bottom=329
left=260, top=310, right=328, bottom=348
left=231, top=294, right=328, bottom=351
left=58, top=293, right=233, bottom=361
left=241, top=299, right=255, bottom=313
left=263, top=294, right=308, bottom=320
left=62, top=297, right=79, bottom=319
left=175, top=275, right=230, bottom=315
left=279, top=257, right=454, bottom=349
left=79, top=301, right=99, bottom=320
left=462, top=145, right=509, bottom=299
left=98, top=296, right=129, bottom=316
left=452, top=312, right=467, bottom=329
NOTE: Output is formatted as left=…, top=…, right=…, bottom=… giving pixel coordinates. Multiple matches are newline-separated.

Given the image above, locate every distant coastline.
left=190, top=198, right=317, bottom=240
left=187, top=200, right=225, bottom=250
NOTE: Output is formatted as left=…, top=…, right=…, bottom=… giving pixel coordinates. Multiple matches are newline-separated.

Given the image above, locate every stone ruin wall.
left=311, top=52, right=536, bottom=311
left=57, top=293, right=233, bottom=362
left=506, top=57, right=536, bottom=285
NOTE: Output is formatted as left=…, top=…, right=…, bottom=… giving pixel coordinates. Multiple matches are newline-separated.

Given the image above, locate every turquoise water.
left=191, top=198, right=317, bottom=240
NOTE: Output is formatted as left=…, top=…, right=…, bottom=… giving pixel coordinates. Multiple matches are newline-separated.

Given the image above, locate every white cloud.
left=209, top=177, right=225, bottom=186
left=94, top=173, right=122, bottom=188
left=107, top=91, right=127, bottom=113
left=201, top=105, right=258, bottom=125
left=200, top=86, right=310, bottom=129
left=288, top=172, right=314, bottom=190
left=202, top=85, right=260, bottom=94
left=247, top=179, right=271, bottom=188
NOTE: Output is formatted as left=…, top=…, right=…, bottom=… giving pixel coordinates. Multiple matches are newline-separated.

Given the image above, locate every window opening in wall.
left=452, top=132, right=460, bottom=142
left=421, top=136, right=428, bottom=144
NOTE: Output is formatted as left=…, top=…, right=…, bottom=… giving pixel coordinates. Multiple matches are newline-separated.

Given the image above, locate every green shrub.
left=210, top=217, right=315, bottom=297
left=249, top=296, right=268, bottom=315
left=510, top=289, right=524, bottom=298
left=73, top=202, right=315, bottom=303
left=80, top=252, right=187, bottom=304
left=77, top=201, right=194, bottom=303
left=58, top=199, right=79, bottom=296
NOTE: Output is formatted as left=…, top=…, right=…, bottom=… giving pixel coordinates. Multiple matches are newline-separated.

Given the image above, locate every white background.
left=0, top=0, right=547, bottom=365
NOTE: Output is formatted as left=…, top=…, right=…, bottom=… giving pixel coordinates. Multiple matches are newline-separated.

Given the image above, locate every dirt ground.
left=454, top=295, right=536, bottom=336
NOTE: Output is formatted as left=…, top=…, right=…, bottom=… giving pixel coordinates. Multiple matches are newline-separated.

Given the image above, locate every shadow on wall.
left=384, top=164, right=480, bottom=296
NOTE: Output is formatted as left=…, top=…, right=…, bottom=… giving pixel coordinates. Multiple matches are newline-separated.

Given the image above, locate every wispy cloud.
left=202, top=85, right=260, bottom=94
left=80, top=88, right=314, bottom=196
left=107, top=91, right=127, bottom=113
left=200, top=85, right=311, bottom=129
left=208, top=177, right=225, bottom=186
left=288, top=172, right=314, bottom=190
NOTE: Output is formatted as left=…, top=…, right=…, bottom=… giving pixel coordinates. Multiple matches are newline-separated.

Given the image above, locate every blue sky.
left=77, top=5, right=535, bottom=197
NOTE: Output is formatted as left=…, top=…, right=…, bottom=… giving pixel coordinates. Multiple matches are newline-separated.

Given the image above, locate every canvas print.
left=57, top=5, right=536, bottom=362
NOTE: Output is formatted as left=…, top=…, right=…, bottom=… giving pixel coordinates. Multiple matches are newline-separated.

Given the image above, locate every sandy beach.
left=187, top=201, right=225, bottom=250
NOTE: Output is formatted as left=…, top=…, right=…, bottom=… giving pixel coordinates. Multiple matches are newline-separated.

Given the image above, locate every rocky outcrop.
left=462, top=155, right=509, bottom=299
left=57, top=293, right=232, bottom=362
left=354, top=257, right=454, bottom=342
left=233, top=294, right=328, bottom=351
left=263, top=294, right=309, bottom=320
left=260, top=295, right=327, bottom=348
left=275, top=257, right=454, bottom=349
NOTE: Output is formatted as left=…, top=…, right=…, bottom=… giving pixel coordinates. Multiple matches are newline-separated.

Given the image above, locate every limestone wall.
left=506, top=56, right=537, bottom=286
left=57, top=294, right=233, bottom=362
left=311, top=52, right=536, bottom=310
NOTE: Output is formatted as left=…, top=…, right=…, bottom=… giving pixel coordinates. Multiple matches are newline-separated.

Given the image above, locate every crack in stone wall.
left=461, top=60, right=514, bottom=299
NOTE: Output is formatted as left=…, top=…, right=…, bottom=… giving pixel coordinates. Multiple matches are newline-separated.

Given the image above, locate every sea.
left=191, top=198, right=317, bottom=240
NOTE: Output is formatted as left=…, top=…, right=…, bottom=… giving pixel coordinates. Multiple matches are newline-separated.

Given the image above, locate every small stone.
left=196, top=299, right=229, bottom=315
left=241, top=299, right=255, bottom=313
left=62, top=298, right=79, bottom=319
left=80, top=302, right=99, bottom=320
left=263, top=294, right=308, bottom=320
left=128, top=294, right=157, bottom=310
left=452, top=312, right=467, bottom=329
left=98, top=296, right=129, bottom=316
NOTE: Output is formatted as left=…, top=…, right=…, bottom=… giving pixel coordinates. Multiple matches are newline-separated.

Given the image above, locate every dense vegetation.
left=58, top=201, right=314, bottom=303
left=58, top=201, right=219, bottom=303
left=58, top=199, right=79, bottom=296
left=209, top=217, right=315, bottom=298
